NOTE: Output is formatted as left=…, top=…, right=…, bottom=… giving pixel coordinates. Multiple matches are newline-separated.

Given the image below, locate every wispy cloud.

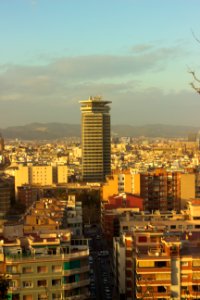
left=131, top=43, right=154, bottom=53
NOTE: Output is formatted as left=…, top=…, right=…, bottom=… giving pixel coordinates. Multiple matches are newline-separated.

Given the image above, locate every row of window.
left=22, top=292, right=61, bottom=300
left=23, top=279, right=61, bottom=288
left=122, top=224, right=200, bottom=234
left=7, top=264, right=62, bottom=274
left=137, top=260, right=200, bottom=268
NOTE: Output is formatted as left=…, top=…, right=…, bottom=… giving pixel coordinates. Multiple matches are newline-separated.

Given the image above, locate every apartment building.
left=0, top=197, right=90, bottom=300
left=62, top=195, right=83, bottom=237
left=13, top=164, right=69, bottom=198
left=102, top=169, right=140, bottom=201
left=140, top=168, right=182, bottom=211
left=112, top=200, right=200, bottom=299
left=101, top=193, right=143, bottom=242
left=0, top=230, right=90, bottom=300
left=113, top=226, right=200, bottom=300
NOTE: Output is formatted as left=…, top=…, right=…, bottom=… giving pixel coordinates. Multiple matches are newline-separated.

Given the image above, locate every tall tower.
left=80, top=96, right=111, bottom=182
left=0, top=134, right=4, bottom=153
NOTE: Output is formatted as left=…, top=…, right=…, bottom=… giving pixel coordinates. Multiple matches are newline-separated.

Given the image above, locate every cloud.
left=131, top=43, right=154, bottom=53
left=0, top=44, right=198, bottom=127
left=0, top=45, right=182, bottom=101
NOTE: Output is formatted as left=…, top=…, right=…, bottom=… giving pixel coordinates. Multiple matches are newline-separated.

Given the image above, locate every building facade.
left=140, top=169, right=181, bottom=212
left=0, top=197, right=90, bottom=300
left=112, top=200, right=200, bottom=300
left=80, top=96, right=111, bottom=183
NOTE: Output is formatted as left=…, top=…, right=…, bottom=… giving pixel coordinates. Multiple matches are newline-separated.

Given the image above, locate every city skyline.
left=1, top=0, right=200, bottom=127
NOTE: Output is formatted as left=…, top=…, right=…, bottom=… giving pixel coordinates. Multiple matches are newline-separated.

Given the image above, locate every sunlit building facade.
left=80, top=96, right=111, bottom=182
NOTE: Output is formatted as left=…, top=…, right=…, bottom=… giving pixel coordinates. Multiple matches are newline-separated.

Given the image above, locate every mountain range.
left=0, top=123, right=199, bottom=140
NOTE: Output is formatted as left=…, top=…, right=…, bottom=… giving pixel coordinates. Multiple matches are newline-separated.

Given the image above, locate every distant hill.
left=0, top=122, right=199, bottom=140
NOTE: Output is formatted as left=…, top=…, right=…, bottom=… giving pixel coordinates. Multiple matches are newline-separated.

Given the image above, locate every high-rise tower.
left=80, top=96, right=111, bottom=182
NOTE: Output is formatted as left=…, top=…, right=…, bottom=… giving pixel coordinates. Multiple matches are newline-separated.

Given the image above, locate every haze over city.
left=1, top=0, right=200, bottom=127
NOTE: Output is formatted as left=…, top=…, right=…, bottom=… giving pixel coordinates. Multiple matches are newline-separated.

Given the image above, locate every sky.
left=1, top=0, right=200, bottom=128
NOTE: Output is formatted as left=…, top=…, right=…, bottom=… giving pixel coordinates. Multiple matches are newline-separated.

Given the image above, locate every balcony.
left=136, top=290, right=171, bottom=299
left=148, top=247, right=163, bottom=256
left=137, top=278, right=171, bottom=286
left=63, top=279, right=90, bottom=290
left=63, top=293, right=90, bottom=300
left=63, top=265, right=89, bottom=275
left=136, top=267, right=171, bottom=274
left=5, top=250, right=89, bottom=263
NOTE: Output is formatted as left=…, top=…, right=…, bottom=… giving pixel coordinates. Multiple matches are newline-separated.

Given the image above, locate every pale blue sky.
left=0, top=0, right=200, bottom=127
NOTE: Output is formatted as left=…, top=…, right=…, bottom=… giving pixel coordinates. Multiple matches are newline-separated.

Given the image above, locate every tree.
left=189, top=31, right=200, bottom=94
left=189, top=70, right=200, bottom=94
left=0, top=275, right=10, bottom=299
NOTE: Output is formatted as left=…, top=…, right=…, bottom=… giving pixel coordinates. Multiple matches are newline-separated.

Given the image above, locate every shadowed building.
left=80, top=96, right=111, bottom=182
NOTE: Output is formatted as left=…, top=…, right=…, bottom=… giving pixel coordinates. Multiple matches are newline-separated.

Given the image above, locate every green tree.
left=0, top=275, right=10, bottom=299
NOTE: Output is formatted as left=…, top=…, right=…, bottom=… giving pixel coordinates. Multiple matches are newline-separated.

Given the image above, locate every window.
left=158, top=286, right=167, bottom=293
left=126, top=250, right=132, bottom=257
left=123, top=226, right=128, bottom=231
left=37, top=280, right=47, bottom=287
left=37, top=266, right=48, bottom=273
left=150, top=236, right=157, bottom=243
left=187, top=225, right=193, bottom=230
left=52, top=279, right=61, bottom=286
left=9, top=280, right=18, bottom=288
left=63, top=260, right=80, bottom=270
left=52, top=293, right=61, bottom=300
left=23, top=281, right=33, bottom=288
left=193, top=273, right=200, bottom=280
left=138, top=236, right=147, bottom=243
left=181, top=261, right=189, bottom=267
left=155, top=261, right=167, bottom=268
left=52, top=265, right=62, bottom=272
left=193, top=260, right=200, bottom=267
left=192, top=285, right=200, bottom=292
left=138, top=261, right=154, bottom=267
left=181, top=274, right=188, bottom=279
left=23, top=296, right=33, bottom=300
left=171, top=225, right=176, bottom=229
left=38, top=294, right=47, bottom=300
left=156, top=274, right=170, bottom=280
left=6, top=265, right=17, bottom=273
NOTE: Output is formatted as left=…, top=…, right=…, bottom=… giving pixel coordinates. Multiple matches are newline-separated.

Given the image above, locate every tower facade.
left=0, top=134, right=4, bottom=152
left=80, top=96, right=111, bottom=182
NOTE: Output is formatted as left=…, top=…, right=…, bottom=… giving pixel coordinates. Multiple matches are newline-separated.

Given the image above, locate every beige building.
left=14, top=164, right=68, bottom=198
left=180, top=173, right=196, bottom=208
left=30, top=165, right=53, bottom=186
left=15, top=165, right=29, bottom=193
left=57, top=165, right=68, bottom=184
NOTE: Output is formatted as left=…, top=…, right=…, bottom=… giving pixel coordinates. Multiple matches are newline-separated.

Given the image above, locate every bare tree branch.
left=190, top=82, right=200, bottom=94
left=188, top=70, right=200, bottom=83
left=189, top=31, right=200, bottom=95
left=191, top=29, right=200, bottom=44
